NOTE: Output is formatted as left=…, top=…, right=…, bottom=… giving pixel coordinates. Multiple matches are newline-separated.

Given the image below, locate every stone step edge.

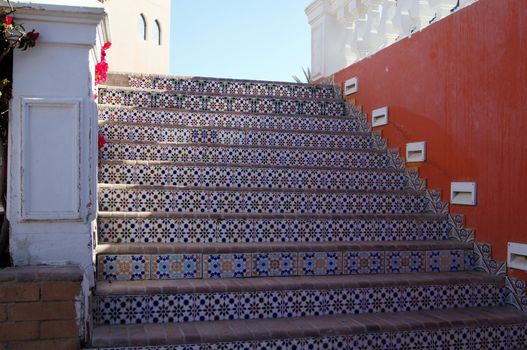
left=94, top=271, right=501, bottom=296
left=88, top=306, right=527, bottom=348
left=98, top=120, right=373, bottom=137
left=97, top=184, right=424, bottom=196
left=96, top=211, right=448, bottom=221
left=98, top=85, right=343, bottom=103
left=103, top=138, right=388, bottom=153
left=98, top=159, right=405, bottom=174
left=106, top=72, right=337, bottom=89
left=98, top=104, right=363, bottom=123
left=96, top=240, right=472, bottom=255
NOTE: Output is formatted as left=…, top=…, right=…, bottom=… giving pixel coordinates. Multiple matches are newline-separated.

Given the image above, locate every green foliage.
left=292, top=67, right=313, bottom=84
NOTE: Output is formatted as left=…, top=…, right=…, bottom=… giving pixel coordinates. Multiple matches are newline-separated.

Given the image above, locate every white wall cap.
left=4, top=0, right=104, bottom=14
left=305, top=0, right=326, bottom=23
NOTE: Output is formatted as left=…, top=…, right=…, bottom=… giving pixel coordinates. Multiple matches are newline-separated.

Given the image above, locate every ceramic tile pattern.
left=100, top=143, right=394, bottom=169
left=94, top=282, right=505, bottom=325
left=98, top=164, right=409, bottom=191
left=98, top=187, right=429, bottom=215
left=96, top=249, right=473, bottom=282
left=97, top=216, right=451, bottom=244
left=97, top=106, right=368, bottom=134
left=99, top=123, right=382, bottom=150
left=94, top=74, right=527, bottom=348
left=127, top=75, right=338, bottom=99
left=98, top=88, right=346, bottom=116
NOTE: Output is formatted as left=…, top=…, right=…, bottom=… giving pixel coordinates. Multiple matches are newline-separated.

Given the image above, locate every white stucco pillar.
left=306, top=0, right=348, bottom=80
left=5, top=0, right=108, bottom=285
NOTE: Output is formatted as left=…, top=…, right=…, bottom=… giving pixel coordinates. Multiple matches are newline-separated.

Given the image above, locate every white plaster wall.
left=104, top=0, right=171, bottom=74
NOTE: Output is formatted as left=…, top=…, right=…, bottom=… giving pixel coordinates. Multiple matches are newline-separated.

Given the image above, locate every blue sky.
left=170, top=0, right=312, bottom=82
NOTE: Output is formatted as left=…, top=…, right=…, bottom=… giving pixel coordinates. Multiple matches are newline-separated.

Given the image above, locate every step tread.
left=98, top=184, right=422, bottom=195
left=90, top=306, right=527, bottom=347
left=96, top=240, right=472, bottom=255
left=99, top=120, right=370, bottom=136
left=98, top=159, right=405, bottom=173
left=98, top=85, right=342, bottom=102
left=106, top=72, right=336, bottom=89
left=103, top=138, right=386, bottom=153
left=96, top=211, right=446, bottom=220
left=95, top=271, right=501, bottom=296
left=98, top=104, right=360, bottom=122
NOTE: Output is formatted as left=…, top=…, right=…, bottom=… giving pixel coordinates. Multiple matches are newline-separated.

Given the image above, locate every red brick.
left=0, top=305, right=6, bottom=322
left=0, top=322, right=39, bottom=341
left=40, top=282, right=81, bottom=301
left=0, top=283, right=39, bottom=303
left=9, top=338, right=80, bottom=350
left=8, top=302, right=76, bottom=321
left=40, top=320, right=79, bottom=339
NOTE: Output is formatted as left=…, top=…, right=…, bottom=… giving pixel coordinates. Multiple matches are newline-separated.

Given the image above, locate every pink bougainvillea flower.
left=98, top=134, right=106, bottom=150
left=26, top=30, right=40, bottom=41
left=95, top=61, right=109, bottom=84
left=4, top=16, right=13, bottom=25
left=95, top=42, right=111, bottom=85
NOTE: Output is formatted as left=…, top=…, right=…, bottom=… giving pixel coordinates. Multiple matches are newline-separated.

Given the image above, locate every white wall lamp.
left=450, top=182, right=477, bottom=206
left=344, top=77, right=359, bottom=95
left=371, top=106, right=389, bottom=127
left=508, top=242, right=527, bottom=271
left=406, top=142, right=426, bottom=163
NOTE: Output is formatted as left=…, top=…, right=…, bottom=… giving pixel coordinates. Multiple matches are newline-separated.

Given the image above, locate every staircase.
left=89, top=74, right=527, bottom=349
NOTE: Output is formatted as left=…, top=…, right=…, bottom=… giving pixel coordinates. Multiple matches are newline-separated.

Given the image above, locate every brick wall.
left=0, top=266, right=85, bottom=350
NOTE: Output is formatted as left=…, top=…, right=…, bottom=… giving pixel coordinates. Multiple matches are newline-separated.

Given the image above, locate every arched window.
left=153, top=20, right=162, bottom=45
left=137, top=14, right=147, bottom=41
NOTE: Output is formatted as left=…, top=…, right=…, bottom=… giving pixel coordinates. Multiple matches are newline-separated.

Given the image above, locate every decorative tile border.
left=346, top=101, right=527, bottom=313
left=98, top=164, right=410, bottom=191
left=99, top=123, right=383, bottom=150
left=96, top=249, right=473, bottom=282
left=505, top=277, right=527, bottom=312
left=100, top=143, right=392, bottom=169
left=93, top=282, right=504, bottom=325
left=97, top=216, right=452, bottom=244
left=98, top=88, right=346, bottom=117
left=127, top=75, right=338, bottom=99
left=98, top=106, right=370, bottom=134
left=98, top=187, right=429, bottom=215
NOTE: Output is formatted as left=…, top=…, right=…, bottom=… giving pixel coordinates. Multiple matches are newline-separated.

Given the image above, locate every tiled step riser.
left=97, top=217, right=451, bottom=244
left=98, top=107, right=368, bottom=133
left=96, top=249, right=473, bottom=281
left=98, top=89, right=346, bottom=116
left=101, top=144, right=394, bottom=169
left=87, top=323, right=527, bottom=350
left=94, top=282, right=504, bottom=325
left=99, top=164, right=410, bottom=191
left=99, top=124, right=382, bottom=150
left=127, top=75, right=338, bottom=99
left=98, top=188, right=429, bottom=215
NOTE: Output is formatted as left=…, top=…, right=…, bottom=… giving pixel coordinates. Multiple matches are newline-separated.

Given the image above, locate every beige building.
left=104, top=0, right=171, bottom=74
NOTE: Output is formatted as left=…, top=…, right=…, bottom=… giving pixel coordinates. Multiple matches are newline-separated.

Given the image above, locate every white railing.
left=305, top=0, right=477, bottom=80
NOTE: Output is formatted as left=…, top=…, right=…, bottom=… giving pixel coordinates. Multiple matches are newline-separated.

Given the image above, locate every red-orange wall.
left=332, top=0, right=527, bottom=279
